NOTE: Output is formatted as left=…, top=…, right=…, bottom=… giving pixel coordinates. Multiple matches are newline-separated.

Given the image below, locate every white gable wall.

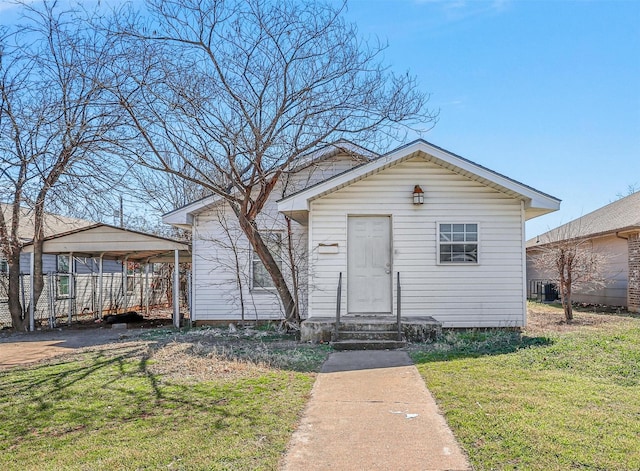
left=189, top=152, right=365, bottom=322
left=308, top=155, right=527, bottom=327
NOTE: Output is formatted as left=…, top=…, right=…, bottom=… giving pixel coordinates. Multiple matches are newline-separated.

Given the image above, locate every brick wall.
left=629, top=233, right=640, bottom=313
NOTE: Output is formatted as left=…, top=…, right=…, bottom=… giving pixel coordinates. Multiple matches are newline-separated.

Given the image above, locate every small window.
left=0, top=259, right=8, bottom=274
left=252, top=232, right=282, bottom=289
left=57, top=255, right=70, bottom=296
left=57, top=255, right=70, bottom=273
left=439, top=223, right=478, bottom=264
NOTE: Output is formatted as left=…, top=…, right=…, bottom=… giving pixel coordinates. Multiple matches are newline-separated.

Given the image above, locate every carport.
left=22, top=224, right=191, bottom=330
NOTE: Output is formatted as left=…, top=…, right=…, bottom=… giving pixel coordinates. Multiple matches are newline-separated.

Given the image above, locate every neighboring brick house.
left=527, top=191, right=640, bottom=312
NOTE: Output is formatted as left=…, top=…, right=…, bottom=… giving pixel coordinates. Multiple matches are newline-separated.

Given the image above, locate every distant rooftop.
left=0, top=203, right=93, bottom=243
left=527, top=191, right=640, bottom=247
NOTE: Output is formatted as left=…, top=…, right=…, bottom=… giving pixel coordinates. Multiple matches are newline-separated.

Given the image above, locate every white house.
left=164, top=139, right=560, bottom=328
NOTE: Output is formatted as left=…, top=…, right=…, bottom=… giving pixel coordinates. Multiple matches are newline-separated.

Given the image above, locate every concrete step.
left=331, top=339, right=407, bottom=351
left=336, top=319, right=400, bottom=332
left=335, top=330, right=402, bottom=341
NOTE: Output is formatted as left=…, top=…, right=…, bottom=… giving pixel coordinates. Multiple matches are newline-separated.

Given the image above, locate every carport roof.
left=22, top=224, right=191, bottom=263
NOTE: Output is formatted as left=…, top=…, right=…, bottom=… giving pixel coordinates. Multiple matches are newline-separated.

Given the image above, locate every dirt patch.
left=0, top=326, right=153, bottom=370
left=0, top=323, right=324, bottom=380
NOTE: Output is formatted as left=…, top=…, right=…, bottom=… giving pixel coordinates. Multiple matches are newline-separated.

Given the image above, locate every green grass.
left=411, top=312, right=640, bottom=470
left=0, top=341, right=323, bottom=470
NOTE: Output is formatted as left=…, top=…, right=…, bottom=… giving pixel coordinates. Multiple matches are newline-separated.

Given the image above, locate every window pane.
left=57, top=255, right=69, bottom=273
left=453, top=224, right=464, bottom=232
left=252, top=232, right=282, bottom=289
left=58, top=274, right=69, bottom=296
left=252, top=260, right=273, bottom=288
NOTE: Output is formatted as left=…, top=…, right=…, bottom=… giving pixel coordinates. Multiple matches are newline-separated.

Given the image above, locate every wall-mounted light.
left=413, top=185, right=424, bottom=205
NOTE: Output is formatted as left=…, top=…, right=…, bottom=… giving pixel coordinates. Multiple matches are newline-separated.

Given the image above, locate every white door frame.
left=347, top=215, right=392, bottom=316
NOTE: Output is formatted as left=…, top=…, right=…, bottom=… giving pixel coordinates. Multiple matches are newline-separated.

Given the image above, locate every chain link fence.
left=0, top=271, right=180, bottom=328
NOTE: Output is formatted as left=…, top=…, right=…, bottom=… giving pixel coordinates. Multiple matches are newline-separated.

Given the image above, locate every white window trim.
left=251, top=231, right=283, bottom=292
left=436, top=222, right=480, bottom=265
left=56, top=255, right=71, bottom=298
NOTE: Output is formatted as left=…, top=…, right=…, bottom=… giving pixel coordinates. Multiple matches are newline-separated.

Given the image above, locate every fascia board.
left=278, top=140, right=561, bottom=213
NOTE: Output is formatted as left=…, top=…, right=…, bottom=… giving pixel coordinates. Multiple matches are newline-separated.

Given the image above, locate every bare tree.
left=0, top=2, right=126, bottom=330
left=104, top=0, right=435, bottom=326
left=615, top=183, right=639, bottom=201
left=529, top=225, right=612, bottom=322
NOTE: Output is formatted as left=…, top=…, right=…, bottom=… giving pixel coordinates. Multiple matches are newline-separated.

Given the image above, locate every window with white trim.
left=57, top=255, right=70, bottom=296
left=0, top=259, right=8, bottom=302
left=252, top=232, right=282, bottom=289
left=438, top=223, right=478, bottom=263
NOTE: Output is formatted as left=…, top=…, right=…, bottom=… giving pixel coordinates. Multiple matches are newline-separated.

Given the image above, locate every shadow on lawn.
left=0, top=342, right=290, bottom=439
left=410, top=330, right=553, bottom=364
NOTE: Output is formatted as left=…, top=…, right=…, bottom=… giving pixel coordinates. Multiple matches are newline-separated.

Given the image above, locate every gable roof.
left=277, top=139, right=561, bottom=221
left=22, top=223, right=191, bottom=262
left=527, top=191, right=640, bottom=248
left=0, top=203, right=93, bottom=243
left=162, top=139, right=377, bottom=228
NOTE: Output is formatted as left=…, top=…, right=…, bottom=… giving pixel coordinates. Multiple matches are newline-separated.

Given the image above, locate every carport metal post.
left=186, top=269, right=192, bottom=326
left=173, top=249, right=179, bottom=328
left=98, top=253, right=104, bottom=319
left=29, top=252, right=35, bottom=331
left=144, top=259, right=151, bottom=316
left=122, top=255, right=129, bottom=313
left=68, top=253, right=74, bottom=325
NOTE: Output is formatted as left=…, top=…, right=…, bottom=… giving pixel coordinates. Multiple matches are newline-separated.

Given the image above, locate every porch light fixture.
left=413, top=185, right=424, bottom=205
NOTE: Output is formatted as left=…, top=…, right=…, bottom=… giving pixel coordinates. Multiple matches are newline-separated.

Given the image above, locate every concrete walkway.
left=281, top=351, right=471, bottom=471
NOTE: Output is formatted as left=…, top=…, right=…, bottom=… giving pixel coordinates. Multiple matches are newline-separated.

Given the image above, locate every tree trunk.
left=7, top=256, right=27, bottom=331
left=32, top=196, right=47, bottom=311
left=560, top=279, right=573, bottom=322
left=285, top=216, right=300, bottom=320
left=236, top=211, right=299, bottom=326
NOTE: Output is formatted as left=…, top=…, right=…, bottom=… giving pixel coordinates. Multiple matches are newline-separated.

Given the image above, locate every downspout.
left=521, top=201, right=527, bottom=327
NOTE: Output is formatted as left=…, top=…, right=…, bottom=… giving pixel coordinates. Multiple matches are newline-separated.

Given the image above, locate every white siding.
left=308, top=156, right=527, bottom=327
left=190, top=153, right=363, bottom=321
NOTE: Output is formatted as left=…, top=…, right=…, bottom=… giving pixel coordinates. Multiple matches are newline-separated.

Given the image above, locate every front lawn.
left=411, top=303, right=640, bottom=470
left=0, top=328, right=330, bottom=470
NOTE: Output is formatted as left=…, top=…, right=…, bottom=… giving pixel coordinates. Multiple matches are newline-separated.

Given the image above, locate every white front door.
left=347, top=216, right=392, bottom=315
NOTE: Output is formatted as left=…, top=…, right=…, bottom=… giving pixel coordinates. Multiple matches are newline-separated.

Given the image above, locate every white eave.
left=22, top=224, right=191, bottom=263
left=278, top=139, right=561, bottom=222
left=162, top=194, right=221, bottom=229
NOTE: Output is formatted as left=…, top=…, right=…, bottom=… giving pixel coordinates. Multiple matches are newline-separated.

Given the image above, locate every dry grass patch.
left=526, top=301, right=637, bottom=334
left=148, top=340, right=271, bottom=382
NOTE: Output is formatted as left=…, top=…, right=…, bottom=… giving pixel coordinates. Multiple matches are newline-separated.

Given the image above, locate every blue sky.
left=340, top=0, right=640, bottom=238
left=2, top=0, right=638, bottom=238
